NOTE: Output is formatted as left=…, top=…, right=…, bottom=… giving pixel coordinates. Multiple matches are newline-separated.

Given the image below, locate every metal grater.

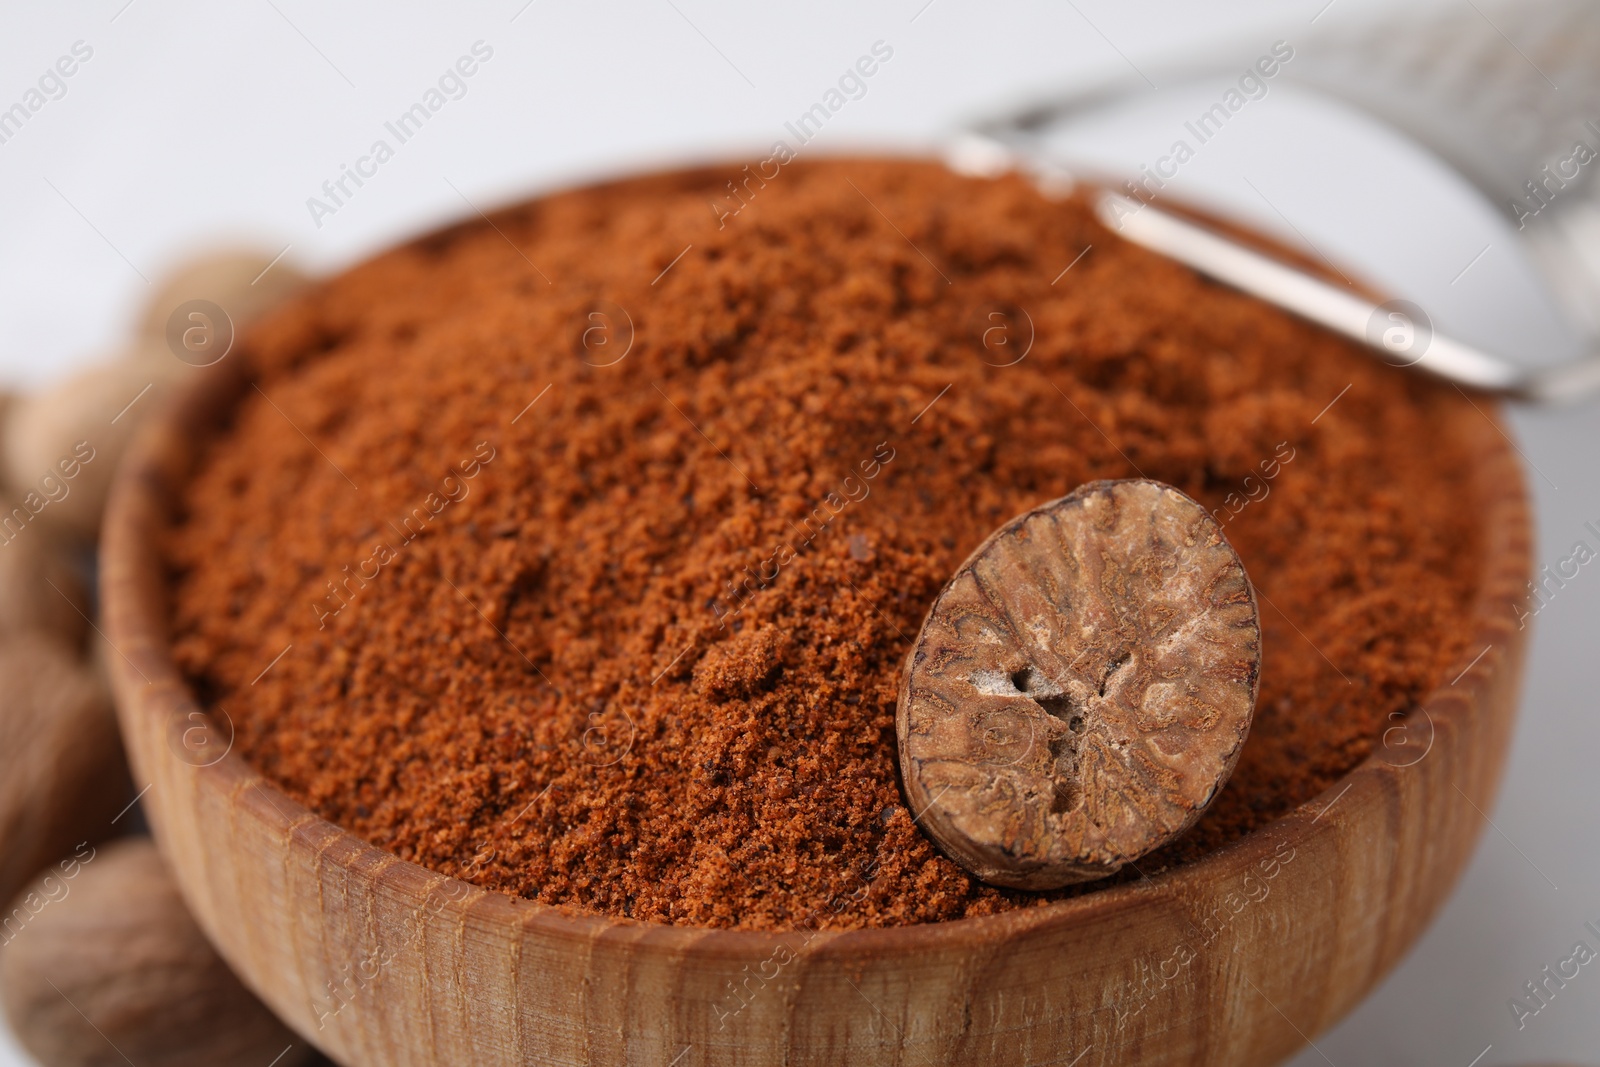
left=961, top=0, right=1600, bottom=402
left=1286, top=0, right=1600, bottom=338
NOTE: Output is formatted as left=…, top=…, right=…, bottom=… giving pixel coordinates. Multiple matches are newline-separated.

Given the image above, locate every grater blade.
left=1288, top=0, right=1600, bottom=336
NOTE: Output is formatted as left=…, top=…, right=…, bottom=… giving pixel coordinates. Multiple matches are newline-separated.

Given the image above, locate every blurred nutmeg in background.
left=0, top=245, right=309, bottom=1067
left=0, top=839, right=313, bottom=1067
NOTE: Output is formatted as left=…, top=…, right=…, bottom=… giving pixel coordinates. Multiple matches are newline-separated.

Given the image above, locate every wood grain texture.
left=101, top=352, right=1530, bottom=1067
left=898, top=479, right=1261, bottom=889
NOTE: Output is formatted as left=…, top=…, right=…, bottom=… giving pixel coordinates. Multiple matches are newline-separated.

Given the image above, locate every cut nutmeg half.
left=896, top=478, right=1262, bottom=889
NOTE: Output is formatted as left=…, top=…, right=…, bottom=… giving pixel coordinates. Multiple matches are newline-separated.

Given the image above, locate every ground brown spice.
left=166, top=158, right=1486, bottom=930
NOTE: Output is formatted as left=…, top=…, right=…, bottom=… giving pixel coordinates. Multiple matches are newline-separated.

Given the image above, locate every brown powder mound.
left=165, top=157, right=1486, bottom=930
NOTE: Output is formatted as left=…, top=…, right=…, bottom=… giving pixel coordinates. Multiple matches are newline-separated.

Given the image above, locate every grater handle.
left=1095, top=191, right=1600, bottom=405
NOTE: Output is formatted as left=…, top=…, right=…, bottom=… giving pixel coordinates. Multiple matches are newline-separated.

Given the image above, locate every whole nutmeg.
left=1, top=838, right=314, bottom=1067
left=1, top=357, right=184, bottom=541
left=137, top=249, right=307, bottom=349
left=0, top=527, right=89, bottom=647
left=0, top=633, right=130, bottom=907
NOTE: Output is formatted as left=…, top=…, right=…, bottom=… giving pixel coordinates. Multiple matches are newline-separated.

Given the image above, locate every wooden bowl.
left=102, top=344, right=1530, bottom=1067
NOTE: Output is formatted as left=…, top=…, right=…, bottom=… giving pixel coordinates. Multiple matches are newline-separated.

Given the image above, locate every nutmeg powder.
left=166, top=158, right=1486, bottom=929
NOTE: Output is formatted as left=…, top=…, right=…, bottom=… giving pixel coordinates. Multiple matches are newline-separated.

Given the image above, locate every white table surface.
left=3, top=2, right=1596, bottom=1065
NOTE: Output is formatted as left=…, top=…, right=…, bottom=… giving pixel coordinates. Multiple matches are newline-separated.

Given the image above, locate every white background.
left=2, top=2, right=1597, bottom=1065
